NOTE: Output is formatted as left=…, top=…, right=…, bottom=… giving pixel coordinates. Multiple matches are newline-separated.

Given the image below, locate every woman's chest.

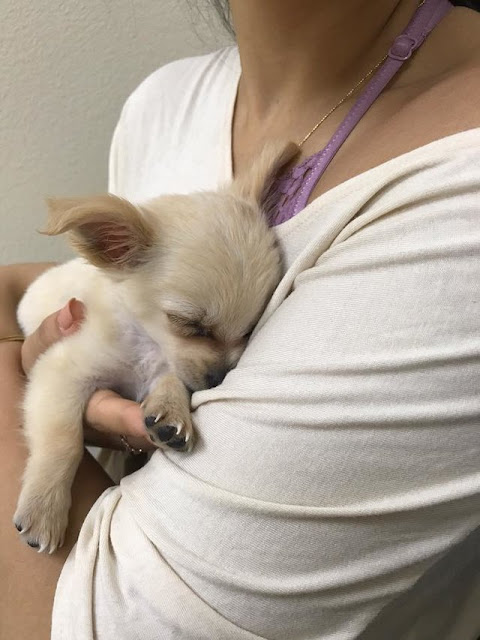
left=307, top=64, right=480, bottom=203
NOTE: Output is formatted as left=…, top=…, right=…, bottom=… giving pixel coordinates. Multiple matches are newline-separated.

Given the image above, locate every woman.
left=1, top=1, right=480, bottom=638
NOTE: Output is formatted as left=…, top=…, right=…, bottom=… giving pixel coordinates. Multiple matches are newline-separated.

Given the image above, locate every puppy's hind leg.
left=14, top=345, right=93, bottom=553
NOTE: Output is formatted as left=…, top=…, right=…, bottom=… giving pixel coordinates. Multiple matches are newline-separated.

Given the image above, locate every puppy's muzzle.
left=205, top=367, right=228, bottom=389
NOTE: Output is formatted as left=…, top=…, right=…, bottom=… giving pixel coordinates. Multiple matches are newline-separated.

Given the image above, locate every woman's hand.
left=22, top=298, right=155, bottom=452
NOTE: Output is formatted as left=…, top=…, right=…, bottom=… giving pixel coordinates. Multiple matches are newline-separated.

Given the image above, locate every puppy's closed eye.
left=166, top=313, right=213, bottom=339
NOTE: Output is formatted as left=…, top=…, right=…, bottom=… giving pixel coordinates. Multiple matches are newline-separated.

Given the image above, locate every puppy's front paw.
left=142, top=378, right=193, bottom=452
left=14, top=483, right=70, bottom=553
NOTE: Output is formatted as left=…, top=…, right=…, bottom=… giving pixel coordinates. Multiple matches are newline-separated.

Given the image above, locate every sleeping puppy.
left=13, top=141, right=297, bottom=553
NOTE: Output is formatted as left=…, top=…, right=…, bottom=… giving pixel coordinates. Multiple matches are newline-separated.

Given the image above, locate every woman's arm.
left=0, top=261, right=156, bottom=638
left=0, top=262, right=56, bottom=333
left=0, top=263, right=154, bottom=450
left=0, top=263, right=115, bottom=639
left=0, top=346, right=112, bottom=640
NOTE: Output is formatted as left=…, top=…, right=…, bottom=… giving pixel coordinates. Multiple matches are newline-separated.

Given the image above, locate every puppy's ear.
left=232, top=140, right=299, bottom=204
left=42, top=194, right=155, bottom=269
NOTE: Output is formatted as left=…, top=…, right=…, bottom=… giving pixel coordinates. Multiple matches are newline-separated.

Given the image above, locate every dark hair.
left=452, top=0, right=480, bottom=8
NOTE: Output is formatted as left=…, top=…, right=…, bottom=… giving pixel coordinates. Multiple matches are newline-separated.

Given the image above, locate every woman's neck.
left=230, top=0, right=421, bottom=119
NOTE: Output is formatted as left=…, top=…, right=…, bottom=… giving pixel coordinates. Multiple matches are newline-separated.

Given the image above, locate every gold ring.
left=120, top=435, right=144, bottom=455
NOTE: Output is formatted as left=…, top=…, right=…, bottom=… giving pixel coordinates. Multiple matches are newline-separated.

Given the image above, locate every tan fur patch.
left=43, top=194, right=156, bottom=269
left=231, top=140, right=299, bottom=203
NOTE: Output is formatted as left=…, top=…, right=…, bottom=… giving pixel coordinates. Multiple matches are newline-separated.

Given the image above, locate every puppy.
left=13, top=141, right=297, bottom=553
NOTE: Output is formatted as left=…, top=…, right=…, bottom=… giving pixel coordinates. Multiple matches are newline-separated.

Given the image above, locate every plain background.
left=1, top=0, right=229, bottom=264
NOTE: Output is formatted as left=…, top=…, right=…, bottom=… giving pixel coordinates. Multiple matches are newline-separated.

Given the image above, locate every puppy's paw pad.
left=152, top=423, right=178, bottom=442
left=152, top=421, right=192, bottom=451
left=14, top=487, right=70, bottom=553
left=165, top=434, right=189, bottom=450
left=143, top=410, right=193, bottom=451
left=143, top=415, right=180, bottom=441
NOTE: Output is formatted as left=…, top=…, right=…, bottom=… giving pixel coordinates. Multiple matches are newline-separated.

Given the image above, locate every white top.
left=52, top=46, right=480, bottom=640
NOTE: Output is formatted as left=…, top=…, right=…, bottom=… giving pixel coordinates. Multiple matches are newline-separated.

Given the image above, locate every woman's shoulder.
left=420, top=7, right=480, bottom=134
left=311, top=26, right=480, bottom=201
left=121, top=46, right=239, bottom=125
left=108, top=46, right=240, bottom=199
left=387, top=6, right=480, bottom=151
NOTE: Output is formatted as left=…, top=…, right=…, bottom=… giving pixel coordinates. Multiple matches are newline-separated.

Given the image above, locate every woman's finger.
left=83, top=424, right=155, bottom=452
left=21, top=298, right=85, bottom=374
left=85, top=389, right=153, bottom=446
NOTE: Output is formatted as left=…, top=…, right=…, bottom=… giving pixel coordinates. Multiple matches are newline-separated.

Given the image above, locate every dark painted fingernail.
left=28, top=540, right=40, bottom=548
left=144, top=415, right=158, bottom=428
left=167, top=436, right=187, bottom=450
left=156, top=425, right=177, bottom=442
left=14, top=522, right=22, bottom=532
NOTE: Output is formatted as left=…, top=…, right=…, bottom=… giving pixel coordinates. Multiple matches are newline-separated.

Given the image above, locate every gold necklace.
left=299, top=0, right=424, bottom=147
left=299, top=53, right=387, bottom=147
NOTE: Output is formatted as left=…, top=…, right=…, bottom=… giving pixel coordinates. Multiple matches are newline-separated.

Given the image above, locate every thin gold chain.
left=299, top=53, right=387, bottom=147
left=0, top=335, right=25, bottom=343
left=299, top=0, right=425, bottom=147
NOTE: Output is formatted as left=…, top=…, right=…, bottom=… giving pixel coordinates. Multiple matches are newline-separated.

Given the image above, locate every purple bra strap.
left=293, top=0, right=453, bottom=214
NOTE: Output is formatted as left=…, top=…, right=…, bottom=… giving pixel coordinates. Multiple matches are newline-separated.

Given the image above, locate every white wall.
left=0, top=0, right=230, bottom=263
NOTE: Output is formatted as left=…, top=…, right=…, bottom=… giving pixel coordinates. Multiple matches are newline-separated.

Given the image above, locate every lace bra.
left=264, top=0, right=453, bottom=226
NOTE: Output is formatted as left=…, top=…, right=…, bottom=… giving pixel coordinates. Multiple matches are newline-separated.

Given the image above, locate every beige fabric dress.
left=52, top=47, right=480, bottom=639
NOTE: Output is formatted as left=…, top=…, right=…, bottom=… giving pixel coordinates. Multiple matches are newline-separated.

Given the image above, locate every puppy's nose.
left=205, top=368, right=227, bottom=388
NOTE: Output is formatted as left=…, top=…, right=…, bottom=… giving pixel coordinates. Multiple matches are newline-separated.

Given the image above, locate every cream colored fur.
left=14, top=141, right=298, bottom=553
